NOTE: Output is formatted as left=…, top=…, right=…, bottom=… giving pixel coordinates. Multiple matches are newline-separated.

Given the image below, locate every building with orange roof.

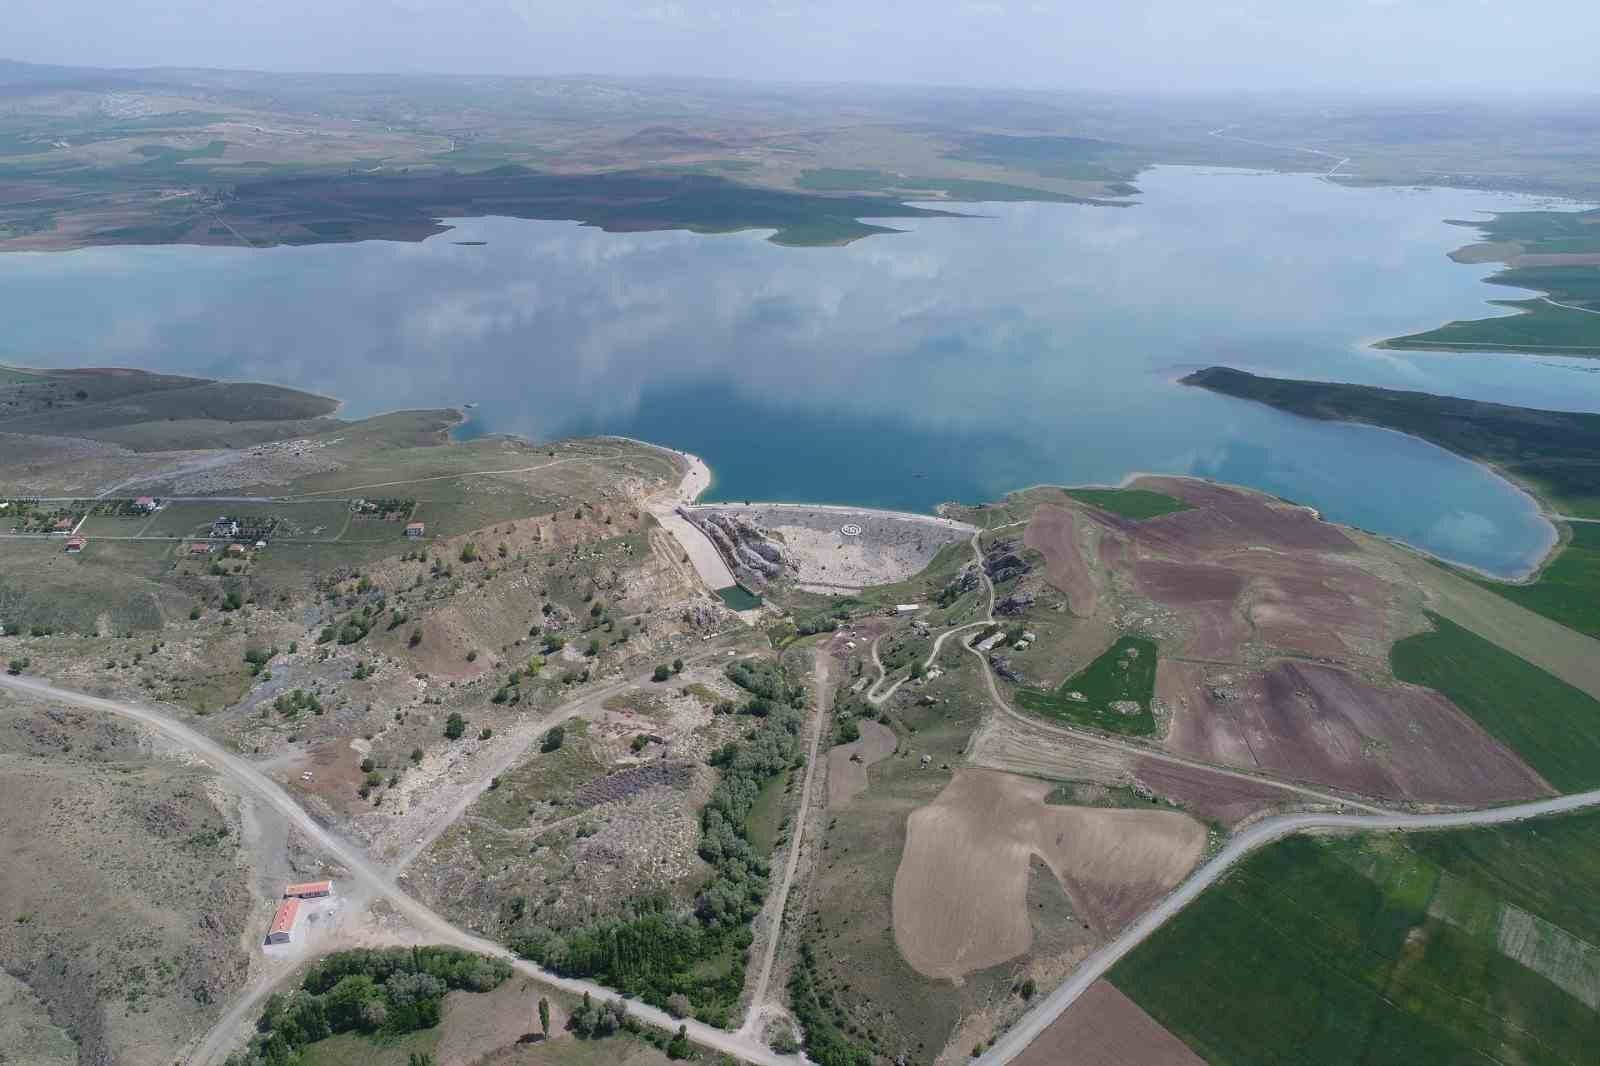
left=284, top=880, right=333, bottom=899
left=265, top=898, right=300, bottom=944
left=64, top=536, right=85, bottom=553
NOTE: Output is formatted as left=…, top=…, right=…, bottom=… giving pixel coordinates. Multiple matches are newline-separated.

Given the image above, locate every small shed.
left=134, top=496, right=157, bottom=511
left=52, top=518, right=74, bottom=533
left=404, top=521, right=426, bottom=537
left=188, top=542, right=213, bottom=555
left=64, top=536, right=85, bottom=553
left=227, top=543, right=246, bottom=556
left=265, top=899, right=300, bottom=944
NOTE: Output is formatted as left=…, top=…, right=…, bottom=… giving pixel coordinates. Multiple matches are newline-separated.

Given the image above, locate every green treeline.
left=788, top=940, right=874, bottom=1066
left=225, top=946, right=511, bottom=1066
left=512, top=661, right=805, bottom=1025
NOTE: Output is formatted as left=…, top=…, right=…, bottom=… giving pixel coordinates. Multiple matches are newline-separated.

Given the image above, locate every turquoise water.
left=3, top=166, right=1595, bottom=576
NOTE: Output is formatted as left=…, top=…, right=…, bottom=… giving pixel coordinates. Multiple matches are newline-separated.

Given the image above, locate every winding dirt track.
left=0, top=673, right=798, bottom=1066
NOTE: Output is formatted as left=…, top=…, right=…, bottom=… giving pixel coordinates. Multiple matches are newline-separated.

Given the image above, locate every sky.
left=5, top=0, right=1597, bottom=94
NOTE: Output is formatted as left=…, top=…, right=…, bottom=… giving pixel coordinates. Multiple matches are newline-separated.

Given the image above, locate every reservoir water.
left=3, top=166, right=1595, bottom=577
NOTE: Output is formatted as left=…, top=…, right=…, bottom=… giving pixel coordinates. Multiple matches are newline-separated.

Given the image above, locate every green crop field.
left=1061, top=487, right=1190, bottom=520
left=1473, top=523, right=1600, bottom=640
left=1113, top=826, right=1600, bottom=1066
left=1379, top=298, right=1600, bottom=356
left=1014, top=635, right=1157, bottom=735
left=1390, top=611, right=1600, bottom=792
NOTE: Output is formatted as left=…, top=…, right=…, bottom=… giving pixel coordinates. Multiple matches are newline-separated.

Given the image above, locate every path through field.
left=739, top=650, right=830, bottom=1038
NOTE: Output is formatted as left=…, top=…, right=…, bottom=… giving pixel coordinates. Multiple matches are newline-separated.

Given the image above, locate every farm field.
left=1112, top=818, right=1600, bottom=1066
left=893, top=769, right=1204, bottom=978
left=1060, top=487, right=1192, bottom=520
left=1390, top=611, right=1600, bottom=792
left=1015, top=636, right=1158, bottom=735
left=1377, top=297, right=1600, bottom=356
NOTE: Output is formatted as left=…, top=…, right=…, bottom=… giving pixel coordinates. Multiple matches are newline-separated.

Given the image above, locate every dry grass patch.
left=827, top=719, right=897, bottom=808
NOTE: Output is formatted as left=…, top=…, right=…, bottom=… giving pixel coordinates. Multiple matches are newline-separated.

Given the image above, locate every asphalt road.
left=0, top=672, right=802, bottom=1066
left=977, top=785, right=1600, bottom=1064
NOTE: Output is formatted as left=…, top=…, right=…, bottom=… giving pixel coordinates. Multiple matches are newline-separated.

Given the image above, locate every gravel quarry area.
left=686, top=503, right=973, bottom=592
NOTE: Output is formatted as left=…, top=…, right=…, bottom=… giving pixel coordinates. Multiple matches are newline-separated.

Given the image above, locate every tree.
left=444, top=712, right=466, bottom=740
left=538, top=995, right=550, bottom=1038
left=672, top=658, right=683, bottom=674
left=653, top=664, right=672, bottom=682
left=541, top=725, right=565, bottom=752
left=667, top=1023, right=691, bottom=1060
left=665, top=992, right=693, bottom=1019
left=409, top=627, right=423, bottom=648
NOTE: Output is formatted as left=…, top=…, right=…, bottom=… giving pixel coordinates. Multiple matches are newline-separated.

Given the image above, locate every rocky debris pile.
left=995, top=581, right=1039, bottom=616
left=681, top=602, right=724, bottom=630
left=1110, top=700, right=1142, bottom=716
left=682, top=509, right=797, bottom=589
left=573, top=760, right=694, bottom=809
left=989, top=655, right=1025, bottom=683
left=983, top=538, right=1032, bottom=584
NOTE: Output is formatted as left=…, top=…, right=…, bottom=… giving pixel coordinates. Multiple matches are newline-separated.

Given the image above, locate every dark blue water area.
left=4, top=165, right=1595, bottom=576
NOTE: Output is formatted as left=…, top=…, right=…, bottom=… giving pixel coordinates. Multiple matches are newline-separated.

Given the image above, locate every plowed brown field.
left=1012, top=979, right=1204, bottom=1066
left=1162, top=659, right=1551, bottom=803
left=1024, top=504, right=1098, bottom=617
left=892, top=770, right=1204, bottom=979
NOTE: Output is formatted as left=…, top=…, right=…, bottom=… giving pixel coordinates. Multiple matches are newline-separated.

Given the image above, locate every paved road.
left=978, top=785, right=1600, bottom=1064
left=0, top=673, right=800, bottom=1066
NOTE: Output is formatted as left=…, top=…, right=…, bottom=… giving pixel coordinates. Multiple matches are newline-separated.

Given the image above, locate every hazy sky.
left=6, top=0, right=1597, bottom=93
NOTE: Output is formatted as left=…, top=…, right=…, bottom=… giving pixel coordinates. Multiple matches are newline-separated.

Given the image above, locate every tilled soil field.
left=1162, top=659, right=1552, bottom=804
left=1012, top=979, right=1204, bottom=1066
left=892, top=769, right=1204, bottom=979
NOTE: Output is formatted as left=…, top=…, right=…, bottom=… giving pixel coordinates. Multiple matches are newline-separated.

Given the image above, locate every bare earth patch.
left=826, top=719, right=897, bottom=808
left=1012, top=979, right=1204, bottom=1066
left=892, top=770, right=1204, bottom=979
left=1023, top=504, right=1098, bottom=617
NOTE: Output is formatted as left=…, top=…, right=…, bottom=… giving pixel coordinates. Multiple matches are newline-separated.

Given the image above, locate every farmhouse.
left=265, top=898, right=299, bottom=944
left=134, top=496, right=158, bottom=512
left=405, top=521, right=426, bottom=537
left=52, top=517, right=74, bottom=533
left=227, top=543, right=246, bottom=556
left=284, top=880, right=333, bottom=899
left=64, top=536, right=85, bottom=553
left=187, top=542, right=213, bottom=555
left=212, top=517, right=239, bottom=538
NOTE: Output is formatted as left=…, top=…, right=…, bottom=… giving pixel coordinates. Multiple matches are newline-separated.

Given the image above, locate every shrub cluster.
left=224, top=947, right=510, bottom=1066
left=512, top=666, right=804, bottom=1022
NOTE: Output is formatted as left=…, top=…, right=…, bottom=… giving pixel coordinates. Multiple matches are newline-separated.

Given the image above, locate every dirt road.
left=977, top=783, right=1600, bottom=1065
left=0, top=673, right=799, bottom=1066
left=739, top=651, right=830, bottom=1038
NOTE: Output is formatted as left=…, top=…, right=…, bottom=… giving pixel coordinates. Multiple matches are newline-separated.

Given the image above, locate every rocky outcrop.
left=681, top=508, right=798, bottom=589
left=983, top=537, right=1033, bottom=584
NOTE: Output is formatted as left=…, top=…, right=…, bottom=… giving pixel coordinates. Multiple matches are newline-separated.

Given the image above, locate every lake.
left=4, top=166, right=1595, bottom=577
